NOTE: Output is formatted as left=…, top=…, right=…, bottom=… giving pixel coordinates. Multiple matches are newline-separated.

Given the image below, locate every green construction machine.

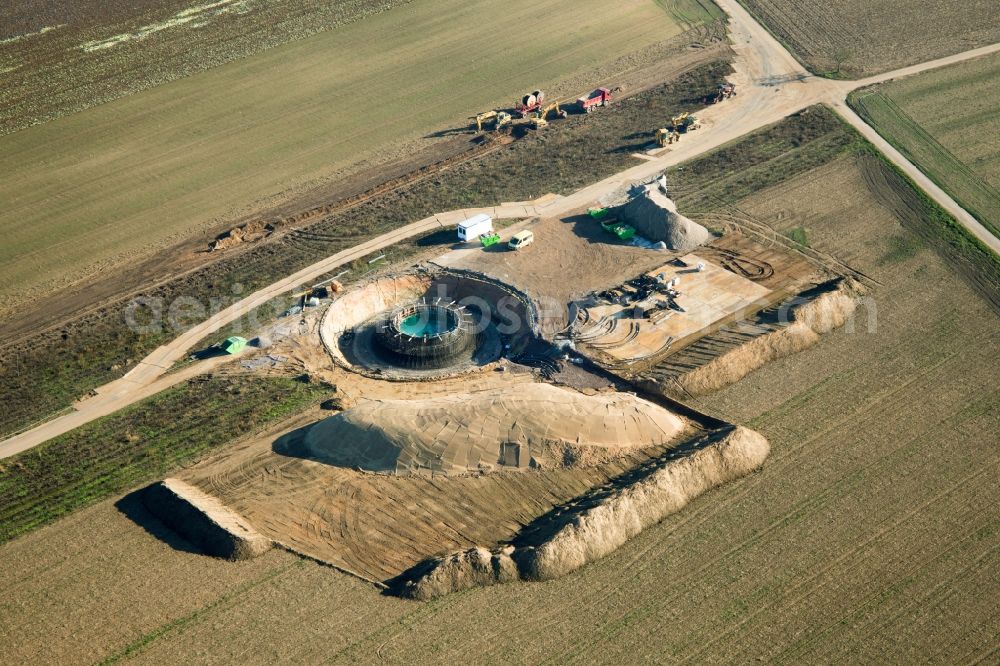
left=219, top=336, right=248, bottom=354
left=590, top=207, right=635, bottom=241
left=601, top=218, right=636, bottom=241
left=589, top=207, right=635, bottom=241
left=602, top=220, right=635, bottom=241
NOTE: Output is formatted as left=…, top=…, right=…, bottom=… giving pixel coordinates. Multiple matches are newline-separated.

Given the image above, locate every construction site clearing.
left=139, top=176, right=858, bottom=597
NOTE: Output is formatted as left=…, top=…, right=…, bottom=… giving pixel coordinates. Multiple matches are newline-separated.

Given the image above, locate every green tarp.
left=220, top=336, right=248, bottom=354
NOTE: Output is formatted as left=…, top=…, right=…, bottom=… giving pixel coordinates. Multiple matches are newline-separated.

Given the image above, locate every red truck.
left=577, top=87, right=613, bottom=113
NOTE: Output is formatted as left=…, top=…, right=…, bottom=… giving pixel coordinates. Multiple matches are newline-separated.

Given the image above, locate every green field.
left=849, top=52, right=1000, bottom=237
left=0, top=0, right=715, bottom=318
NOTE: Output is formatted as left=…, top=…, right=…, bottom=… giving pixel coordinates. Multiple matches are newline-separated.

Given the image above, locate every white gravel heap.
left=619, top=184, right=710, bottom=251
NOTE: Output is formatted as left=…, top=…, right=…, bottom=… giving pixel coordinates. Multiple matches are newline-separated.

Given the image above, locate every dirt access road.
left=2, top=0, right=998, bottom=459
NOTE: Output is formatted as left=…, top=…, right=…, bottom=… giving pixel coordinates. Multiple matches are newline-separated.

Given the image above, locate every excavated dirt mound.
left=142, top=478, right=271, bottom=560
left=618, top=184, right=710, bottom=250
left=302, top=384, right=685, bottom=476
left=517, top=426, right=769, bottom=581
left=396, top=425, right=770, bottom=599
left=400, top=546, right=520, bottom=601
left=677, top=279, right=861, bottom=395
left=209, top=220, right=273, bottom=252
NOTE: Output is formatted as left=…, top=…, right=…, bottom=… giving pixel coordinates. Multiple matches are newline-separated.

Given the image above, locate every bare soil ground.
left=738, top=0, right=1000, bottom=77
left=434, top=212, right=675, bottom=333
left=0, top=115, right=996, bottom=664
left=178, top=390, right=693, bottom=582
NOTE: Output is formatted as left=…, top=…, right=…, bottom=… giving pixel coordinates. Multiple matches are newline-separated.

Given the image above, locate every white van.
left=456, top=213, right=493, bottom=242
left=508, top=230, right=534, bottom=250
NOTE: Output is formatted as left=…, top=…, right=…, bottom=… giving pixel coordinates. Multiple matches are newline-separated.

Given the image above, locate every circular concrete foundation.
left=374, top=300, right=476, bottom=369
left=319, top=268, right=538, bottom=380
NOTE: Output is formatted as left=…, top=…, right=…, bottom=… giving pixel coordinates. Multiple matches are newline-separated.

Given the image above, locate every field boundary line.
left=849, top=90, right=1000, bottom=238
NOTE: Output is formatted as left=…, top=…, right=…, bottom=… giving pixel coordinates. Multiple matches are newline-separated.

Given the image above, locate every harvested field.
left=0, top=0, right=412, bottom=135
left=856, top=151, right=1000, bottom=313
left=0, top=114, right=997, bottom=664
left=850, top=51, right=1000, bottom=237
left=738, top=0, right=1000, bottom=77
left=0, top=0, right=717, bottom=320
left=0, top=59, right=734, bottom=438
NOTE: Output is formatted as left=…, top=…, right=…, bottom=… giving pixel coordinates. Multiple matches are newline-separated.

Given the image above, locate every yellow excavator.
left=655, top=128, right=681, bottom=146
left=668, top=112, right=701, bottom=132
left=513, top=101, right=568, bottom=130
left=655, top=112, right=701, bottom=145
left=537, top=101, right=568, bottom=121
left=472, top=110, right=512, bottom=132
left=512, top=115, right=546, bottom=130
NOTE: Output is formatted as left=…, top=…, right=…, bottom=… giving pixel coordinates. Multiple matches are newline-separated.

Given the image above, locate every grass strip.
left=0, top=375, right=329, bottom=544
left=849, top=89, right=1000, bottom=238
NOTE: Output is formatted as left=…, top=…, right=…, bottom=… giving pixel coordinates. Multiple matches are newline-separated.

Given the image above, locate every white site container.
left=456, top=213, right=493, bottom=242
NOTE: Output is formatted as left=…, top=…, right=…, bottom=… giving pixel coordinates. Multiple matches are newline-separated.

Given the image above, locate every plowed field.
left=739, top=0, right=1000, bottom=77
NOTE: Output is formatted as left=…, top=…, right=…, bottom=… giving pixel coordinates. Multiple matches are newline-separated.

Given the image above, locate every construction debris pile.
left=209, top=219, right=274, bottom=252
left=302, top=384, right=685, bottom=476
left=616, top=183, right=710, bottom=251
left=594, top=267, right=688, bottom=318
